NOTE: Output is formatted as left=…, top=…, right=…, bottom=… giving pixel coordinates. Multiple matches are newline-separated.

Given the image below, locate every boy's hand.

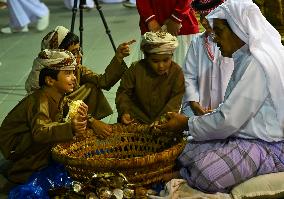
left=71, top=114, right=87, bottom=137
left=156, top=112, right=188, bottom=132
left=115, top=40, right=136, bottom=63
left=90, top=119, right=113, bottom=139
left=121, top=113, right=134, bottom=125
left=164, top=19, right=181, bottom=36
left=204, top=107, right=213, bottom=114
left=189, top=101, right=209, bottom=116
left=71, top=102, right=88, bottom=137
left=77, top=102, right=88, bottom=117
left=147, top=19, right=161, bottom=32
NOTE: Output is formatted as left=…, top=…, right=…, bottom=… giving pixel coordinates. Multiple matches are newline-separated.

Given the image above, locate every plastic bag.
left=9, top=162, right=72, bottom=199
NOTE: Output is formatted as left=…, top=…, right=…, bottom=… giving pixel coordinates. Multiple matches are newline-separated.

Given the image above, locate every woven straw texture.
left=52, top=123, right=186, bottom=186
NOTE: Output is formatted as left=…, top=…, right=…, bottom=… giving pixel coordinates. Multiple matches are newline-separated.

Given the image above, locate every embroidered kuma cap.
left=25, top=49, right=77, bottom=94
left=37, top=49, right=77, bottom=70
left=192, top=0, right=225, bottom=15
left=140, top=31, right=178, bottom=54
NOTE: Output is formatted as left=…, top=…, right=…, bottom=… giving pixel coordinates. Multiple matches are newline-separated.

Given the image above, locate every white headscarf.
left=41, top=26, right=69, bottom=50
left=25, top=49, right=76, bottom=94
left=37, top=49, right=77, bottom=70
left=26, top=26, right=71, bottom=94
left=206, top=0, right=284, bottom=128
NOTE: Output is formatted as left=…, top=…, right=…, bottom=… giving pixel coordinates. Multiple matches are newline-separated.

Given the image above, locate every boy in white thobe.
left=182, top=0, right=234, bottom=116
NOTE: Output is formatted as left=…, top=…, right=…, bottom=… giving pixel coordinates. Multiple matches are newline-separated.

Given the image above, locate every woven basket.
left=52, top=123, right=186, bottom=186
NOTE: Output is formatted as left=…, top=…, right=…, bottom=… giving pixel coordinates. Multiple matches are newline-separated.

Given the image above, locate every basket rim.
left=52, top=141, right=186, bottom=169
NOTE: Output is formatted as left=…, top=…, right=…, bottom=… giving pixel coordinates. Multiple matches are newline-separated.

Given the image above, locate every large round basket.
left=52, top=123, right=186, bottom=186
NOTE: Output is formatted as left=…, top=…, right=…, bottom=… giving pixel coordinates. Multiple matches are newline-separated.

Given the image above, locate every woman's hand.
left=156, top=112, right=188, bottom=132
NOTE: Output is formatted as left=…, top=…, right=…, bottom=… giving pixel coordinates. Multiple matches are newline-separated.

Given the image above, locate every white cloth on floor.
left=148, top=179, right=231, bottom=199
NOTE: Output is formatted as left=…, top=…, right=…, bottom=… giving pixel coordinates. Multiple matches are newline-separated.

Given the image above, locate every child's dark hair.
left=39, top=68, right=60, bottom=87
left=59, top=32, right=80, bottom=50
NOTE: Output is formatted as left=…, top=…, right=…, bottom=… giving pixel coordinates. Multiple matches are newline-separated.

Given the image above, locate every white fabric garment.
left=26, top=26, right=71, bottom=94
left=8, top=0, right=49, bottom=28
left=206, top=0, right=284, bottom=129
left=41, top=26, right=69, bottom=50
left=25, top=59, right=45, bottom=94
left=64, top=0, right=94, bottom=9
left=182, top=32, right=234, bottom=113
left=148, top=179, right=231, bottom=199
left=188, top=44, right=283, bottom=142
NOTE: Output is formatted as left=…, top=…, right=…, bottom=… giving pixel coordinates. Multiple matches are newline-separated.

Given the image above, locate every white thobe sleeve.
left=182, top=41, right=200, bottom=107
left=188, top=59, right=268, bottom=141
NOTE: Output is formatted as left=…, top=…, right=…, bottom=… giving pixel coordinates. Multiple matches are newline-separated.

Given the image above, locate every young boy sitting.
left=0, top=49, right=87, bottom=192
left=25, top=26, right=135, bottom=139
left=115, top=31, right=185, bottom=124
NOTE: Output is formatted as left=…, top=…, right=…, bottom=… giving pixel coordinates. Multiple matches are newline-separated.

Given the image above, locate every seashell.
left=123, top=188, right=134, bottom=198
left=97, top=187, right=113, bottom=199
left=86, top=192, right=99, bottom=199
left=112, top=189, right=123, bottom=199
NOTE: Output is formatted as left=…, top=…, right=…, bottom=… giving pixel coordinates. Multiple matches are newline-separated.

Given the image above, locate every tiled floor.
left=0, top=1, right=140, bottom=197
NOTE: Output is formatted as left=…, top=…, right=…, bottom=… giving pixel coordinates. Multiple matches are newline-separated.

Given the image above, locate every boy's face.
left=52, top=70, right=76, bottom=94
left=67, top=43, right=82, bottom=65
left=213, top=18, right=237, bottom=57
left=146, top=54, right=172, bottom=75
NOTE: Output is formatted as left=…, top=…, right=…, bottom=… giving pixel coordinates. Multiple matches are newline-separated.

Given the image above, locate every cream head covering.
left=25, top=49, right=77, bottom=94
left=41, top=26, right=69, bottom=50
left=206, top=0, right=284, bottom=128
left=140, top=31, right=178, bottom=54
left=37, top=49, right=76, bottom=70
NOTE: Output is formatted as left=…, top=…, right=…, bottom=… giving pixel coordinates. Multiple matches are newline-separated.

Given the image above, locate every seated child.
left=116, top=31, right=185, bottom=124
left=182, top=0, right=234, bottom=116
left=25, top=26, right=135, bottom=139
left=0, top=49, right=88, bottom=191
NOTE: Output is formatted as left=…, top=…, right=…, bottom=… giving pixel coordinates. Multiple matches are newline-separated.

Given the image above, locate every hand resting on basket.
left=89, top=119, right=113, bottom=139
left=121, top=113, right=135, bottom=125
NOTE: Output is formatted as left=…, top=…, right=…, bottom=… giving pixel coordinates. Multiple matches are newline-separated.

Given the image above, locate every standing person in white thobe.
left=0, top=0, right=49, bottom=34
left=182, top=0, right=234, bottom=116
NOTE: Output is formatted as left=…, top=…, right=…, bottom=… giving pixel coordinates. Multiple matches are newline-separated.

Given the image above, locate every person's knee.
left=186, top=155, right=236, bottom=193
